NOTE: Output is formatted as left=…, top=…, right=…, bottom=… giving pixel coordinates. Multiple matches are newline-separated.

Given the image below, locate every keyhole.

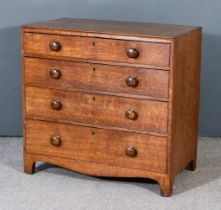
left=92, top=41, right=96, bottom=46
left=93, top=67, right=96, bottom=72
left=92, top=131, right=96, bottom=135
left=92, top=96, right=96, bottom=101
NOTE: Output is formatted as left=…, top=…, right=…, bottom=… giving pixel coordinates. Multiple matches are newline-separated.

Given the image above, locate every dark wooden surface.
left=22, top=18, right=202, bottom=197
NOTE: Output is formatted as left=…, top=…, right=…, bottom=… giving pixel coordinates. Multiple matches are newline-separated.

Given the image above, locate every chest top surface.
left=22, top=18, right=200, bottom=39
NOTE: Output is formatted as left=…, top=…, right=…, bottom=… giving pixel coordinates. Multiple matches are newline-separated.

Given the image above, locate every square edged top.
left=22, top=18, right=201, bottom=39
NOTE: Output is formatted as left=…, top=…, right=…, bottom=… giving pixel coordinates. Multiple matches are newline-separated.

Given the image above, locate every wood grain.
left=22, top=18, right=200, bottom=39
left=167, top=28, right=202, bottom=177
left=25, top=120, right=167, bottom=173
left=24, top=57, right=169, bottom=100
left=24, top=151, right=175, bottom=196
left=22, top=18, right=202, bottom=197
left=24, top=152, right=172, bottom=196
left=23, top=33, right=170, bottom=67
left=25, top=86, right=168, bottom=135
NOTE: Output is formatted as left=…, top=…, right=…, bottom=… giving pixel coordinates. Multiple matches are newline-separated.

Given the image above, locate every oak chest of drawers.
left=22, top=18, right=201, bottom=196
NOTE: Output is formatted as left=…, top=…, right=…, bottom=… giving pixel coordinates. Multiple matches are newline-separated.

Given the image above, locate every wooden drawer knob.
left=125, top=109, right=138, bottom=120
left=50, top=135, right=62, bottom=147
left=126, top=48, right=139, bottom=58
left=51, top=99, right=62, bottom=110
left=49, top=41, right=61, bottom=51
left=125, top=145, right=137, bottom=157
left=50, top=69, right=61, bottom=79
left=126, top=76, right=139, bottom=87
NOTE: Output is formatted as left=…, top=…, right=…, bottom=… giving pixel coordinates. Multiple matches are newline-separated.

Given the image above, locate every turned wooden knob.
left=126, top=76, right=139, bottom=87
left=51, top=99, right=62, bottom=110
left=49, top=41, right=61, bottom=51
left=125, top=109, right=138, bottom=120
left=126, top=48, right=139, bottom=58
left=125, top=145, right=137, bottom=157
left=50, top=69, right=61, bottom=79
left=50, top=135, right=62, bottom=147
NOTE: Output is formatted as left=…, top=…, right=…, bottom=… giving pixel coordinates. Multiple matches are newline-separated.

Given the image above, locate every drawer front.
left=25, top=120, right=167, bottom=173
left=24, top=57, right=169, bottom=100
left=23, top=33, right=170, bottom=67
left=25, top=87, right=168, bottom=135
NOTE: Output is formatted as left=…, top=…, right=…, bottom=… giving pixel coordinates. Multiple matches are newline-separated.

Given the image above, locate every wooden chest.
left=22, top=18, right=202, bottom=196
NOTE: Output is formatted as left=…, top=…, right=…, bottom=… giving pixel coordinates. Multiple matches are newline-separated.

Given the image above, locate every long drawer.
left=25, top=120, right=167, bottom=173
left=24, top=57, right=169, bottom=100
left=25, top=87, right=168, bottom=135
left=23, top=33, right=170, bottom=67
